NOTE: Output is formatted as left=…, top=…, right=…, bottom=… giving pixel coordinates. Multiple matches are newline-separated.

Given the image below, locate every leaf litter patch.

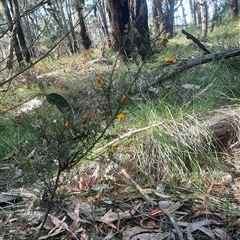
left=1, top=158, right=240, bottom=240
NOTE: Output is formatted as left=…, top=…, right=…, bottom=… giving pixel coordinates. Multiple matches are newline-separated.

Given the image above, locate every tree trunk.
left=197, top=0, right=207, bottom=40
left=106, top=0, right=129, bottom=53
left=128, top=0, right=151, bottom=59
left=231, top=0, right=239, bottom=16
left=209, top=0, right=218, bottom=32
left=164, top=0, right=175, bottom=36
left=21, top=14, right=36, bottom=58
left=180, top=1, right=187, bottom=27
left=152, top=0, right=164, bottom=33
left=194, top=0, right=202, bottom=25
left=67, top=0, right=79, bottom=53
left=189, top=0, right=195, bottom=25
left=106, top=0, right=151, bottom=59
left=97, top=0, right=110, bottom=46
left=1, top=0, right=24, bottom=68
left=75, top=3, right=92, bottom=50
left=59, top=2, right=74, bottom=54
left=12, top=0, right=31, bottom=64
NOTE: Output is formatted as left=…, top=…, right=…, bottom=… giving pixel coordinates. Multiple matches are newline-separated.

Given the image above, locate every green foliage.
left=0, top=117, right=35, bottom=159
left=46, top=93, right=72, bottom=114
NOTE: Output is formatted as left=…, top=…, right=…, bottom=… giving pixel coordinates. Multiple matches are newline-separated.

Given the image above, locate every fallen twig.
left=111, top=160, right=184, bottom=240
left=94, top=122, right=163, bottom=154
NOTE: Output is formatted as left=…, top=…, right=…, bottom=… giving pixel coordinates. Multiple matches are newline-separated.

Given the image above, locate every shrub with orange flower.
left=164, top=57, right=177, bottom=64
left=117, top=113, right=125, bottom=121
left=97, top=75, right=104, bottom=84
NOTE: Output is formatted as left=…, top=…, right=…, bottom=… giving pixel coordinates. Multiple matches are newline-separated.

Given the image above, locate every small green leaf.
left=46, top=93, right=71, bottom=113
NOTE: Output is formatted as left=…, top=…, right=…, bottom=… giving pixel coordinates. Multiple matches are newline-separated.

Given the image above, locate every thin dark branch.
left=182, top=29, right=211, bottom=54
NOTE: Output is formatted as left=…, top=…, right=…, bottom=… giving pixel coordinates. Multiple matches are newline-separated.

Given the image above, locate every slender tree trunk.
left=231, top=0, right=239, bottom=16
left=97, top=0, right=110, bottom=43
left=75, top=3, right=92, bottom=50
left=180, top=0, right=187, bottom=27
left=152, top=0, right=159, bottom=32
left=189, top=0, right=195, bottom=25
left=165, top=0, right=175, bottom=36
left=237, top=0, right=240, bottom=15
left=194, top=0, right=201, bottom=25
left=12, top=0, right=31, bottom=63
left=197, top=0, right=207, bottom=40
left=22, top=15, right=36, bottom=58
left=67, top=0, right=79, bottom=52
left=1, top=0, right=24, bottom=68
left=209, top=0, right=218, bottom=32
left=152, top=0, right=165, bottom=33
left=59, top=2, right=74, bottom=54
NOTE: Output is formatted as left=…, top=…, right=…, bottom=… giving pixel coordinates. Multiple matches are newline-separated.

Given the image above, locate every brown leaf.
left=232, top=218, right=240, bottom=227
left=234, top=193, right=240, bottom=204
left=199, top=226, right=215, bottom=239
left=206, top=183, right=214, bottom=194
left=88, top=163, right=100, bottom=187
left=140, top=219, right=158, bottom=229
left=66, top=222, right=76, bottom=240
left=98, top=209, right=131, bottom=225
left=149, top=208, right=161, bottom=217
left=44, top=216, right=55, bottom=230
left=77, top=174, right=87, bottom=191
left=214, top=228, right=231, bottom=240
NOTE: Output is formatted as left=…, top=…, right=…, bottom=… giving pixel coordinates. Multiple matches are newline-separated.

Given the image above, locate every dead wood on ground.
left=130, top=48, right=240, bottom=95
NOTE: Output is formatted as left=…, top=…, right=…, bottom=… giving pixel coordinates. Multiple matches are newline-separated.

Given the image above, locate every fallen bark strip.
left=130, top=48, right=240, bottom=95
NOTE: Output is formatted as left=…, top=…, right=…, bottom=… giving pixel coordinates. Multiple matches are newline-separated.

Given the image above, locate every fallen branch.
left=182, top=29, right=211, bottom=54
left=130, top=48, right=240, bottom=95
left=111, top=161, right=184, bottom=240
left=94, top=122, right=163, bottom=154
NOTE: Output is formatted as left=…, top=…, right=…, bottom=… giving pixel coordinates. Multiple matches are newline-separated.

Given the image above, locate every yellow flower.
left=164, top=57, right=177, bottom=64
left=96, top=194, right=103, bottom=201
left=117, top=113, right=125, bottom=121
left=125, top=147, right=132, bottom=154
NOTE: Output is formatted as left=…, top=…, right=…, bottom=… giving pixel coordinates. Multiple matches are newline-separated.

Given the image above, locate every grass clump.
left=0, top=116, right=35, bottom=159
left=116, top=99, right=223, bottom=187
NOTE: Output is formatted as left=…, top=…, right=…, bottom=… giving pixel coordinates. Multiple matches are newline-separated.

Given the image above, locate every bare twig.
left=94, top=122, right=163, bottom=154
left=182, top=29, right=211, bottom=54
left=111, top=161, right=184, bottom=240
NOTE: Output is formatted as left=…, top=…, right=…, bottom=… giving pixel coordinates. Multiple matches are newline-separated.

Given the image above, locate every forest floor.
left=1, top=18, right=240, bottom=239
